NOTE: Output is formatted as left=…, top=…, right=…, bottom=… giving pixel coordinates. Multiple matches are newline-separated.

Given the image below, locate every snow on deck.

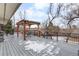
left=0, top=33, right=79, bottom=56
left=24, top=39, right=59, bottom=55
left=19, top=34, right=79, bottom=56
left=18, top=35, right=60, bottom=56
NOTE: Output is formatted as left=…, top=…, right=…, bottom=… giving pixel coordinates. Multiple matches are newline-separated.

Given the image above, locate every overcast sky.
left=11, top=3, right=49, bottom=23
left=11, top=3, right=79, bottom=28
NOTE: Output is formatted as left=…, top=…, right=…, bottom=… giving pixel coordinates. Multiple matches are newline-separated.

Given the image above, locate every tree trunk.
left=66, top=24, right=71, bottom=43
left=57, top=32, right=58, bottom=42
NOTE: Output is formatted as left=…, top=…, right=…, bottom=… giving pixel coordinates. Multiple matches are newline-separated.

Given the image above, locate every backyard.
left=0, top=33, right=79, bottom=56
left=0, top=3, right=79, bottom=56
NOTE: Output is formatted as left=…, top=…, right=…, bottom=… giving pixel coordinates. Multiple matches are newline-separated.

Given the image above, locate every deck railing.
left=38, top=31, right=79, bottom=43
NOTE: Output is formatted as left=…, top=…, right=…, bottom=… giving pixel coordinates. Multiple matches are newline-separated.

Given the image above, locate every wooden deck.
left=0, top=34, right=79, bottom=56
left=0, top=35, right=32, bottom=56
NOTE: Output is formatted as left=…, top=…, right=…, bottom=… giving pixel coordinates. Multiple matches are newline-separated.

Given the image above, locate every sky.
left=11, top=3, right=79, bottom=28
left=11, top=3, right=66, bottom=28
left=11, top=3, right=49, bottom=25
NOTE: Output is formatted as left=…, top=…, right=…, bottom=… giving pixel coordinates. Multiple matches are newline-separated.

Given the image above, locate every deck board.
left=0, top=34, right=79, bottom=56
left=0, top=42, right=3, bottom=56
left=7, top=39, right=15, bottom=56
left=0, top=35, right=32, bottom=56
left=3, top=41, right=7, bottom=56
left=10, top=38, right=23, bottom=56
left=11, top=37, right=31, bottom=56
left=1, top=42, right=4, bottom=56
left=9, top=38, right=21, bottom=56
left=5, top=41, right=11, bottom=56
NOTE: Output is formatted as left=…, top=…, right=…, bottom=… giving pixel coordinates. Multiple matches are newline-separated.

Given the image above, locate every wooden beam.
left=17, top=25, right=19, bottom=37
left=37, top=24, right=40, bottom=37
left=17, top=20, right=40, bottom=26
left=10, top=3, right=21, bottom=19
left=23, top=21, right=26, bottom=40
left=3, top=3, right=6, bottom=24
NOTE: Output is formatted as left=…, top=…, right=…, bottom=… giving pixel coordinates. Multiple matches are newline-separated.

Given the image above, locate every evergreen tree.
left=4, top=20, right=13, bottom=35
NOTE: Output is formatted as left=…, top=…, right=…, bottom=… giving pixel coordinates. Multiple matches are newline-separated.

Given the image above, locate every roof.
left=0, top=3, right=21, bottom=25
left=16, top=20, right=40, bottom=25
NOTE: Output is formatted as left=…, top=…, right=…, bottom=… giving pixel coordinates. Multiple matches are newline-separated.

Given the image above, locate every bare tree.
left=61, top=3, right=79, bottom=23
left=49, top=3, right=63, bottom=41
left=42, top=3, right=79, bottom=42
left=61, top=3, right=79, bottom=42
left=50, top=3, right=63, bottom=22
left=42, top=3, right=63, bottom=28
left=19, top=10, right=23, bottom=20
left=41, top=3, right=63, bottom=40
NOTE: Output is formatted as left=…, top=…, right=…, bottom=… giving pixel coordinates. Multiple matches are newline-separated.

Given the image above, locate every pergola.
left=16, top=20, right=40, bottom=40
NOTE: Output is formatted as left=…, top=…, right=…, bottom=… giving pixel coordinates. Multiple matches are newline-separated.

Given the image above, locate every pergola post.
left=23, top=21, right=26, bottom=40
left=38, top=24, right=40, bottom=37
left=17, top=25, right=19, bottom=37
left=29, top=25, right=31, bottom=30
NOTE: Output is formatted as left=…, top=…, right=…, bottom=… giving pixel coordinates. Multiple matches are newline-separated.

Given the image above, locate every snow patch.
left=52, top=36, right=67, bottom=41
left=24, top=40, right=60, bottom=56
left=25, top=40, right=53, bottom=53
left=19, top=40, right=24, bottom=45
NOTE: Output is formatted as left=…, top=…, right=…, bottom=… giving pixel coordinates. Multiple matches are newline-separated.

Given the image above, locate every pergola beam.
left=3, top=3, right=6, bottom=22
left=16, top=20, right=40, bottom=25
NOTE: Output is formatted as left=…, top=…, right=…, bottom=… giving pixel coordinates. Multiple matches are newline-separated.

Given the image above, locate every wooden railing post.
left=17, top=25, right=19, bottom=37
